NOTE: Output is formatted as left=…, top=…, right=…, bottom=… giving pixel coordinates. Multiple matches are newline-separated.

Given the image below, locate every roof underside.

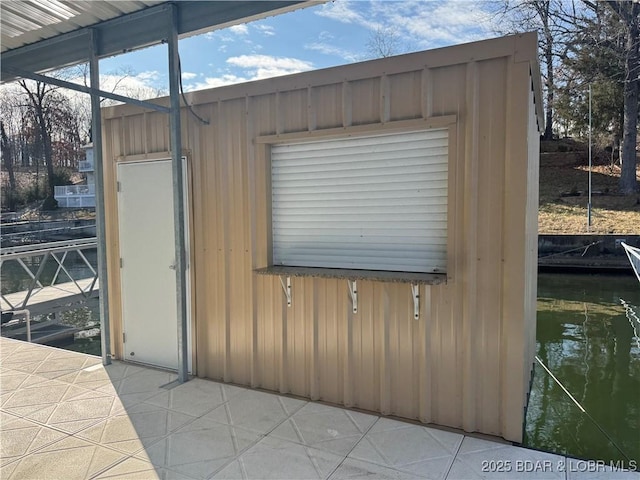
left=1, top=0, right=309, bottom=83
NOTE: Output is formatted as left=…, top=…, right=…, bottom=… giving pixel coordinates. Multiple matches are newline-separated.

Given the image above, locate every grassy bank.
left=538, top=140, right=640, bottom=234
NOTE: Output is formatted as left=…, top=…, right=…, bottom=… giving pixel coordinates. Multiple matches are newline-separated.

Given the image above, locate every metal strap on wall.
left=348, top=280, right=357, bottom=314
left=411, top=284, right=420, bottom=320
left=280, top=276, right=292, bottom=307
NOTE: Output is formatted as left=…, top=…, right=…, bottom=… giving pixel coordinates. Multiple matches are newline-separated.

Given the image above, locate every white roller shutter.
left=271, top=129, right=448, bottom=273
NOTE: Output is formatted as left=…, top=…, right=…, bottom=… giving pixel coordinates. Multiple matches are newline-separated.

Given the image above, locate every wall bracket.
left=280, top=276, right=292, bottom=307
left=411, top=284, right=420, bottom=320
left=348, top=280, right=358, bottom=314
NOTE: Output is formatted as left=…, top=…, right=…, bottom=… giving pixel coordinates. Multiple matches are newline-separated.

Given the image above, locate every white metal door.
left=117, top=159, right=191, bottom=370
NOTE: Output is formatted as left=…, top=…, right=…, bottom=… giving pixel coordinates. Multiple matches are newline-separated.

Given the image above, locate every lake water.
left=526, top=273, right=639, bottom=468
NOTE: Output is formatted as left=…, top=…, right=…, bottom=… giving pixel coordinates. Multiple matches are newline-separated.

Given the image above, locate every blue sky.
left=98, top=1, right=496, bottom=96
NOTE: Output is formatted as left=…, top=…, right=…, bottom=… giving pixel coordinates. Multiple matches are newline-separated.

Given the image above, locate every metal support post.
left=89, top=29, right=112, bottom=366
left=168, top=4, right=189, bottom=383
left=11, top=309, right=32, bottom=343
left=587, top=84, right=592, bottom=230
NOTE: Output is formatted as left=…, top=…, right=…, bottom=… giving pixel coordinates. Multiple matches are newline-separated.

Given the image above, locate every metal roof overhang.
left=1, top=1, right=309, bottom=83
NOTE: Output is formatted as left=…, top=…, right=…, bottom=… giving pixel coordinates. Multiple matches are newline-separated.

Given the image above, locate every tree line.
left=494, top=0, right=638, bottom=193
left=0, top=68, right=162, bottom=211
left=367, top=0, right=639, bottom=194
left=1, top=0, right=638, bottom=214
left=1, top=78, right=90, bottom=210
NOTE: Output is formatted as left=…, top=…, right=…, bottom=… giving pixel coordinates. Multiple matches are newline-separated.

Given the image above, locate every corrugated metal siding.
left=271, top=129, right=448, bottom=273
left=102, top=33, right=541, bottom=442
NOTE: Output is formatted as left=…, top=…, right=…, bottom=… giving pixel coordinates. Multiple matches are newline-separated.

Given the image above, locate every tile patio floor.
left=1, top=337, right=637, bottom=480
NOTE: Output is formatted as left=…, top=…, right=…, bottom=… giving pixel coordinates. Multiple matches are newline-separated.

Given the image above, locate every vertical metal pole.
left=587, top=84, right=592, bottom=229
left=89, top=29, right=111, bottom=365
left=167, top=4, right=189, bottom=383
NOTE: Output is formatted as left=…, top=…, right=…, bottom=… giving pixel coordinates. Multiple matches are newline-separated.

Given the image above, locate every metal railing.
left=54, top=184, right=96, bottom=196
left=1, top=237, right=98, bottom=311
left=54, top=184, right=96, bottom=208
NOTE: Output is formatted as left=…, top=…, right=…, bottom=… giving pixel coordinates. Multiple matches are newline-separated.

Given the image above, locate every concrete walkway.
left=0, top=337, right=637, bottom=480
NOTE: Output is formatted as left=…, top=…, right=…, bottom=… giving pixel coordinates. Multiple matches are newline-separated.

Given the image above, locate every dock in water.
left=1, top=238, right=99, bottom=344
left=0, top=278, right=99, bottom=344
left=0, top=278, right=99, bottom=315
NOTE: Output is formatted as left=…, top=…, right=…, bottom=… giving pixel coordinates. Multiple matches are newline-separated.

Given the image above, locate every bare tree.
left=366, top=26, right=404, bottom=58
left=18, top=80, right=59, bottom=208
left=604, top=0, right=639, bottom=193
left=492, top=0, right=576, bottom=140
left=1, top=120, right=17, bottom=209
left=1, top=65, right=167, bottom=210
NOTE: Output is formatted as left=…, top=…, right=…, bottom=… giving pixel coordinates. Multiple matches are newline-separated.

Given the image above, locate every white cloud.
left=304, top=42, right=360, bottom=62
left=135, top=70, right=161, bottom=82
left=315, top=1, right=381, bottom=30
left=387, top=1, right=493, bottom=46
left=226, top=54, right=314, bottom=80
left=184, top=55, right=315, bottom=91
left=315, top=0, right=494, bottom=50
left=205, top=31, right=235, bottom=43
left=254, top=24, right=275, bottom=36
left=318, top=31, right=334, bottom=42
left=91, top=72, right=166, bottom=105
left=181, top=72, right=198, bottom=80
left=96, top=71, right=164, bottom=99
left=229, top=24, right=249, bottom=35
left=187, top=74, right=249, bottom=91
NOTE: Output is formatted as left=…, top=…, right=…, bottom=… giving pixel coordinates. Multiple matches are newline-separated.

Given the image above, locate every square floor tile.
left=86, top=366, right=170, bottom=408
left=348, top=418, right=463, bottom=479
left=105, top=368, right=178, bottom=407
left=1, top=378, right=77, bottom=409
left=145, top=377, right=245, bottom=417
left=0, top=371, right=33, bottom=392
left=34, top=355, right=95, bottom=376
left=43, top=394, right=125, bottom=433
left=95, top=456, right=198, bottom=479
left=0, top=348, right=50, bottom=366
left=202, top=389, right=306, bottom=434
left=270, top=403, right=377, bottom=456
left=3, top=360, right=43, bottom=375
left=447, top=437, right=566, bottom=479
left=213, top=436, right=344, bottom=480
left=330, top=458, right=429, bottom=480
left=138, top=417, right=262, bottom=479
left=115, top=369, right=177, bottom=395
left=103, top=361, right=148, bottom=382
left=0, top=411, right=34, bottom=430
left=77, top=402, right=195, bottom=454
left=3, top=436, right=128, bottom=480
left=0, top=422, right=68, bottom=465
left=94, top=457, right=163, bottom=479
left=53, top=363, right=113, bottom=388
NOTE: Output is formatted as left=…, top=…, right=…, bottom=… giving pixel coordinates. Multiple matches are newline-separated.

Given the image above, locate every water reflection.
left=525, top=273, right=640, bottom=467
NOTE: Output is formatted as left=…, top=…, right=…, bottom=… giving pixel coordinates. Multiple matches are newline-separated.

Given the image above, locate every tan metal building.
left=102, top=32, right=543, bottom=442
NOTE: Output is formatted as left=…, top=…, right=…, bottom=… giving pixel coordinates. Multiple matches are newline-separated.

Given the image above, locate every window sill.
left=254, top=266, right=447, bottom=285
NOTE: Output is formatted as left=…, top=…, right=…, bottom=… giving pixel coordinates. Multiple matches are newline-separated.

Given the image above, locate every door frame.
left=115, top=156, right=194, bottom=373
